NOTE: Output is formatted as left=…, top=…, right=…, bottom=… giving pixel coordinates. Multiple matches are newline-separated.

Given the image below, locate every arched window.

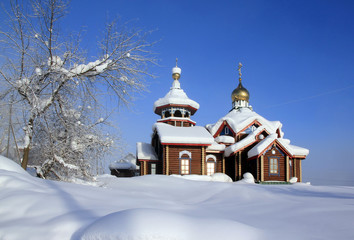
left=179, top=150, right=191, bottom=175
left=206, top=155, right=216, bottom=176
left=165, top=111, right=171, bottom=118
left=174, top=110, right=182, bottom=117
left=184, top=111, right=190, bottom=118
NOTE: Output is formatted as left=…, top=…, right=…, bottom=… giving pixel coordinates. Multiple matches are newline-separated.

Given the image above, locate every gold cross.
left=238, top=62, right=243, bottom=82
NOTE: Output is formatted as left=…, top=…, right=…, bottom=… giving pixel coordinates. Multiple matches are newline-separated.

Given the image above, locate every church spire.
left=231, top=62, right=250, bottom=109
left=238, top=62, right=243, bottom=83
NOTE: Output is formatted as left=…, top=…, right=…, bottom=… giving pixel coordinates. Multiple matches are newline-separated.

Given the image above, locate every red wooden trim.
left=274, top=140, right=292, bottom=157
left=236, top=120, right=262, bottom=137
left=228, top=140, right=260, bottom=156
left=155, top=104, right=198, bottom=114
left=213, top=121, right=236, bottom=138
left=161, top=143, right=211, bottom=146
left=158, top=118, right=196, bottom=125
left=138, top=159, right=159, bottom=162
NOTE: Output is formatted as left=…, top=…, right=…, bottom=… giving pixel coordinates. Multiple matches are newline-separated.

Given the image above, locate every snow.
left=0, top=155, right=27, bottom=174
left=109, top=159, right=136, bottom=170
left=153, top=122, right=214, bottom=145
left=206, top=108, right=283, bottom=138
left=248, top=133, right=277, bottom=158
left=1, top=157, right=354, bottom=240
left=109, top=153, right=138, bottom=170
left=224, top=126, right=265, bottom=157
left=215, top=135, right=235, bottom=144
left=136, top=142, right=158, bottom=160
left=172, top=66, right=181, bottom=74
left=153, top=80, right=200, bottom=113
left=206, top=141, right=226, bottom=151
left=171, top=173, right=232, bottom=182
left=277, top=138, right=310, bottom=157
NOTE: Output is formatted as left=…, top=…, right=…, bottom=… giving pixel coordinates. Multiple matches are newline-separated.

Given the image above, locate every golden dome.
left=231, top=62, right=250, bottom=102
left=231, top=82, right=249, bottom=102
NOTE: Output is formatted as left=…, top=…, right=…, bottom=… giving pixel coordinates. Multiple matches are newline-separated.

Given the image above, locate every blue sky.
left=70, top=0, right=354, bottom=186
left=4, top=0, right=354, bottom=185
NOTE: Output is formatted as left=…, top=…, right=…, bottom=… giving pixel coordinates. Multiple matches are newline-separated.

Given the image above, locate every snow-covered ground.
left=1, top=156, right=354, bottom=240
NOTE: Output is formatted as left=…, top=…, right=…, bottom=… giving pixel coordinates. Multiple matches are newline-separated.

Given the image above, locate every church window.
left=174, top=110, right=182, bottom=117
left=151, top=163, right=156, bottom=175
left=221, top=126, right=233, bottom=136
left=180, top=158, right=190, bottom=175
left=207, top=162, right=215, bottom=176
left=269, top=157, right=279, bottom=175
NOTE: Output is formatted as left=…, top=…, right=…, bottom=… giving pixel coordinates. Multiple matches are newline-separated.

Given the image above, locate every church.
left=136, top=61, right=309, bottom=183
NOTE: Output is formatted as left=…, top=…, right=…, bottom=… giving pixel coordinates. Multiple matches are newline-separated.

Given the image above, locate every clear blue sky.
left=5, top=0, right=354, bottom=185
left=68, top=0, right=354, bottom=186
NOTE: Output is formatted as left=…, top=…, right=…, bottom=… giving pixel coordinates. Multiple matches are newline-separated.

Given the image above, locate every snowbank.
left=171, top=173, right=232, bottom=182
left=79, top=208, right=260, bottom=240
left=0, top=170, right=354, bottom=240
left=0, top=156, right=28, bottom=175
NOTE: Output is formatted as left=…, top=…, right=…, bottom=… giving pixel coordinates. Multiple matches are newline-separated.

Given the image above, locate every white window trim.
left=179, top=150, right=192, bottom=159
left=205, top=154, right=216, bottom=162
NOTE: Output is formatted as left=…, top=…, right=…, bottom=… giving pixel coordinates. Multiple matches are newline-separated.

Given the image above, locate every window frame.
left=150, top=163, right=156, bottom=175
left=206, top=161, right=215, bottom=176
left=179, top=157, right=191, bottom=175
left=268, top=157, right=280, bottom=176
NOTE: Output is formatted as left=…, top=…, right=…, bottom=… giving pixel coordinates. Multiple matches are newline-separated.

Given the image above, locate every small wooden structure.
left=109, top=153, right=138, bottom=177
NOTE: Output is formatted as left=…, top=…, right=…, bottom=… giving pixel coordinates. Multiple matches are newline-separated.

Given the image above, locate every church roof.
left=247, top=134, right=309, bottom=159
left=153, top=84, right=199, bottom=114
left=153, top=123, right=214, bottom=145
left=153, top=64, right=199, bottom=115
left=136, top=142, right=158, bottom=161
left=206, top=108, right=283, bottom=137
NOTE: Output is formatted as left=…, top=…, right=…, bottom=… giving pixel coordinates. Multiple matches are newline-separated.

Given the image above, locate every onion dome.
left=231, top=62, right=250, bottom=102
left=231, top=82, right=250, bottom=102
left=153, top=59, right=199, bottom=116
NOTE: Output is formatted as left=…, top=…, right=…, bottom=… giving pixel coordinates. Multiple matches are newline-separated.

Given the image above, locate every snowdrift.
left=1, top=157, right=354, bottom=240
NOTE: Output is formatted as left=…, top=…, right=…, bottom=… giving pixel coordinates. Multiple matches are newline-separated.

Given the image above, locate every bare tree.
left=0, top=0, right=155, bottom=172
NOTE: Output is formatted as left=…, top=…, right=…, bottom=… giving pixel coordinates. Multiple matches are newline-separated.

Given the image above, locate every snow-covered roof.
left=153, top=80, right=199, bottom=114
left=215, top=135, right=235, bottom=144
left=224, top=126, right=265, bottom=157
left=109, top=153, right=137, bottom=170
left=206, top=108, right=283, bottom=137
left=247, top=134, right=310, bottom=159
left=206, top=142, right=226, bottom=151
left=109, top=160, right=136, bottom=170
left=136, top=142, right=158, bottom=161
left=153, top=123, right=214, bottom=145
left=248, top=134, right=277, bottom=158
left=277, top=138, right=310, bottom=157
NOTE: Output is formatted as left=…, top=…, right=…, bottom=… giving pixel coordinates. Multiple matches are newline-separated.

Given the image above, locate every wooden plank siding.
left=164, top=145, right=203, bottom=175
left=263, top=146, right=287, bottom=181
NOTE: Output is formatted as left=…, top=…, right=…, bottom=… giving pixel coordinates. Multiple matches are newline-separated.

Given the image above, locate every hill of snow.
left=0, top=157, right=354, bottom=240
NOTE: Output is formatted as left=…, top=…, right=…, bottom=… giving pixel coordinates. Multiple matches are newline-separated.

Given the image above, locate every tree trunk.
left=21, top=118, right=34, bottom=170
left=21, top=146, right=30, bottom=170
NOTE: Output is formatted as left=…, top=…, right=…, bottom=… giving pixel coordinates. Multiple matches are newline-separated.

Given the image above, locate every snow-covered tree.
left=0, top=0, right=155, bottom=174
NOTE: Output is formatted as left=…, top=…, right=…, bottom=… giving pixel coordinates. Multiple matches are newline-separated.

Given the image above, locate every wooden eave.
left=213, top=120, right=236, bottom=138
left=154, top=104, right=198, bottom=115
left=157, top=118, right=196, bottom=125
left=236, top=120, right=264, bottom=137
left=138, top=159, right=159, bottom=162
left=228, top=139, right=260, bottom=157
left=247, top=139, right=293, bottom=161
left=160, top=142, right=211, bottom=147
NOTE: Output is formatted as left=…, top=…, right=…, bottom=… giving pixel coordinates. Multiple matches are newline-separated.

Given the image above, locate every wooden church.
left=136, top=62, right=309, bottom=183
